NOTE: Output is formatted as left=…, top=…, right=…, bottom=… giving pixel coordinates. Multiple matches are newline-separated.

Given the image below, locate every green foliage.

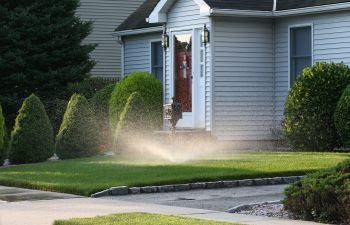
left=44, top=99, right=69, bottom=135
left=0, top=105, right=7, bottom=165
left=55, top=94, right=99, bottom=159
left=67, top=77, right=115, bottom=99
left=109, top=72, right=163, bottom=130
left=90, top=84, right=115, bottom=147
left=334, top=84, right=350, bottom=147
left=283, top=62, right=350, bottom=151
left=0, top=0, right=95, bottom=129
left=9, top=94, right=54, bottom=164
left=114, top=92, right=147, bottom=152
left=284, top=160, right=350, bottom=224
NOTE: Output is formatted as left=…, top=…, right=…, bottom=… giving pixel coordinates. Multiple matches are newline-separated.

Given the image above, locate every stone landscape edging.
left=91, top=175, right=303, bottom=198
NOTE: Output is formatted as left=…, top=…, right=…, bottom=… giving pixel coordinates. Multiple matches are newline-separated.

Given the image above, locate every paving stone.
left=238, top=179, right=254, bottom=186
left=141, top=186, right=158, bottom=193
left=223, top=180, right=238, bottom=188
left=129, top=187, right=141, bottom=194
left=282, top=177, right=298, bottom=184
left=91, top=190, right=109, bottom=198
left=266, top=177, right=283, bottom=185
left=158, top=185, right=175, bottom=193
left=174, top=184, right=190, bottom=191
left=206, top=181, right=223, bottom=189
left=253, top=178, right=268, bottom=186
left=109, top=186, right=128, bottom=196
left=190, top=182, right=206, bottom=189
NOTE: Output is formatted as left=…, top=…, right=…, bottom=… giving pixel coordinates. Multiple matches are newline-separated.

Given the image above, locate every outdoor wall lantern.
left=162, top=29, right=169, bottom=49
left=202, top=24, right=210, bottom=45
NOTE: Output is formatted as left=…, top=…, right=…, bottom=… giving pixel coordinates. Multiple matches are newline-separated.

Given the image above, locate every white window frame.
left=288, top=23, right=314, bottom=89
left=149, top=39, right=163, bottom=81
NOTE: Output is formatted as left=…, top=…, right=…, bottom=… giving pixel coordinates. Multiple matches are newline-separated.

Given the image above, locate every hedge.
left=283, top=62, right=350, bottom=151
left=334, top=84, right=350, bottom=147
left=9, top=94, right=54, bottom=164
left=55, top=94, right=99, bottom=159
left=109, top=72, right=162, bottom=130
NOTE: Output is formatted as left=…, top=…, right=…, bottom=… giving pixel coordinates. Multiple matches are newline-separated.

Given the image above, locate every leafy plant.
left=67, top=77, right=115, bottom=99
left=284, top=159, right=350, bottom=224
left=109, top=72, right=162, bottom=130
left=9, top=94, right=54, bottom=164
left=334, top=84, right=350, bottom=147
left=0, top=105, right=7, bottom=165
left=55, top=94, right=99, bottom=159
left=283, top=62, right=350, bottom=151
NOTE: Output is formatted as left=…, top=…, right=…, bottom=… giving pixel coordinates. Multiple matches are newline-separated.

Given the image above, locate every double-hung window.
left=290, top=26, right=312, bottom=87
left=151, top=41, right=163, bottom=84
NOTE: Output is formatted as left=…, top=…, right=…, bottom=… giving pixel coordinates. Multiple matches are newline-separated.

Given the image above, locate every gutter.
left=112, top=26, right=163, bottom=38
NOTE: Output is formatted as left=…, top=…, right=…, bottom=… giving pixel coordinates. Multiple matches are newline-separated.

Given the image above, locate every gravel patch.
left=232, top=202, right=291, bottom=219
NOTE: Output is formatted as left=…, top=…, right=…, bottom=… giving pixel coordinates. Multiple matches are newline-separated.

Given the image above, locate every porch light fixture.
left=162, top=25, right=169, bottom=49
left=202, top=24, right=210, bottom=45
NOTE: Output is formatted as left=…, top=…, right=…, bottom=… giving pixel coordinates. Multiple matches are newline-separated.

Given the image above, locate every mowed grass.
left=0, top=152, right=348, bottom=196
left=53, top=213, right=242, bottom=225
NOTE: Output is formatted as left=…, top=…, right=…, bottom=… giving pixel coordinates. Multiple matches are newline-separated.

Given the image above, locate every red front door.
left=174, top=34, right=192, bottom=112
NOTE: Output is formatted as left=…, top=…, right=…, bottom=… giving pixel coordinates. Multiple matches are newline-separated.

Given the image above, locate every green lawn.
left=53, top=213, right=241, bottom=225
left=0, top=152, right=348, bottom=196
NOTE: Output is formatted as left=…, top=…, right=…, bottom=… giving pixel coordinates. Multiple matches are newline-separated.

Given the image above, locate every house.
left=76, top=0, right=146, bottom=78
left=113, top=0, right=350, bottom=143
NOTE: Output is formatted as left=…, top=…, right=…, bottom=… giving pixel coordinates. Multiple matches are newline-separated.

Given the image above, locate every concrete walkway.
left=0, top=186, right=326, bottom=225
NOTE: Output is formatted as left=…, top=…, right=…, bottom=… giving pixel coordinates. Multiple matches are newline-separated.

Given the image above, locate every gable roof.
left=115, top=0, right=162, bottom=32
left=277, top=0, right=350, bottom=11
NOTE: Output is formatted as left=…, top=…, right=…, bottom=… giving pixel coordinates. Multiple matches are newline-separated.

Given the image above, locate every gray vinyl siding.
left=274, top=10, right=350, bottom=123
left=76, top=0, right=145, bottom=78
left=165, top=0, right=212, bottom=130
left=212, top=18, right=275, bottom=141
left=123, top=33, right=162, bottom=75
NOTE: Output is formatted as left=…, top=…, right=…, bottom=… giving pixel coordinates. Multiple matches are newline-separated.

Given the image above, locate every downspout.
left=272, top=0, right=277, bottom=131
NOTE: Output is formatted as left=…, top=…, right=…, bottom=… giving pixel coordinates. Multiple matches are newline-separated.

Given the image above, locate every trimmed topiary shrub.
left=284, top=160, right=350, bottom=224
left=0, top=105, right=7, bottom=165
left=109, top=72, right=162, bottom=130
left=283, top=62, right=350, bottom=151
left=9, top=94, right=54, bottom=164
left=56, top=94, right=99, bottom=159
left=334, top=84, right=350, bottom=147
left=114, top=92, right=148, bottom=152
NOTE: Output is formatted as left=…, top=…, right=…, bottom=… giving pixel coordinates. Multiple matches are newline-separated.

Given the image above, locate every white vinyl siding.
left=123, top=33, right=162, bottom=75
left=165, top=0, right=212, bottom=130
left=76, top=0, right=145, bottom=78
left=212, top=18, right=274, bottom=141
left=275, top=10, right=350, bottom=123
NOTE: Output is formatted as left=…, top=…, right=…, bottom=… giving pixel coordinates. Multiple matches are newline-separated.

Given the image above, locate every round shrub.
left=90, top=84, right=115, bottom=149
left=334, top=84, right=350, bottom=147
left=9, top=94, right=54, bottom=164
left=0, top=105, right=7, bottom=165
left=114, top=92, right=148, bottom=152
left=56, top=94, right=99, bottom=159
left=284, top=160, right=350, bottom=224
left=283, top=62, right=350, bottom=151
left=109, top=72, right=162, bottom=130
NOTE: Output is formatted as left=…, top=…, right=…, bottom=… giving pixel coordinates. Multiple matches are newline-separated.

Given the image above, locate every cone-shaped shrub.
left=0, top=105, right=7, bottom=165
left=334, top=84, right=350, bottom=147
left=9, top=94, right=54, bottom=164
left=109, top=72, right=162, bottom=130
left=283, top=62, right=350, bottom=151
left=56, top=94, right=99, bottom=159
left=114, top=92, right=148, bottom=152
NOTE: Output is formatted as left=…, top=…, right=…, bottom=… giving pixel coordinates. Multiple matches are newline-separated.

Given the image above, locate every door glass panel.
left=174, top=33, right=192, bottom=112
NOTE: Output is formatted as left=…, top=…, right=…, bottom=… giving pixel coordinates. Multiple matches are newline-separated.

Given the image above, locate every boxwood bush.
left=283, top=62, right=350, bottom=151
left=55, top=94, right=99, bottom=159
left=109, top=72, right=162, bottom=130
left=114, top=92, right=147, bottom=152
left=9, top=94, right=54, bottom=164
left=334, top=84, right=350, bottom=147
left=0, top=105, right=7, bottom=165
left=90, top=84, right=115, bottom=147
left=284, top=160, right=350, bottom=224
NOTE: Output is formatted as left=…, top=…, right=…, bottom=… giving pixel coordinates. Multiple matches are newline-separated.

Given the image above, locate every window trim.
left=149, top=39, right=163, bottom=82
left=288, top=23, right=314, bottom=89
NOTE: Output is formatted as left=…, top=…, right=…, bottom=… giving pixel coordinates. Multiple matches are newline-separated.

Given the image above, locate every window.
left=290, top=26, right=312, bottom=87
left=151, top=41, right=163, bottom=84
